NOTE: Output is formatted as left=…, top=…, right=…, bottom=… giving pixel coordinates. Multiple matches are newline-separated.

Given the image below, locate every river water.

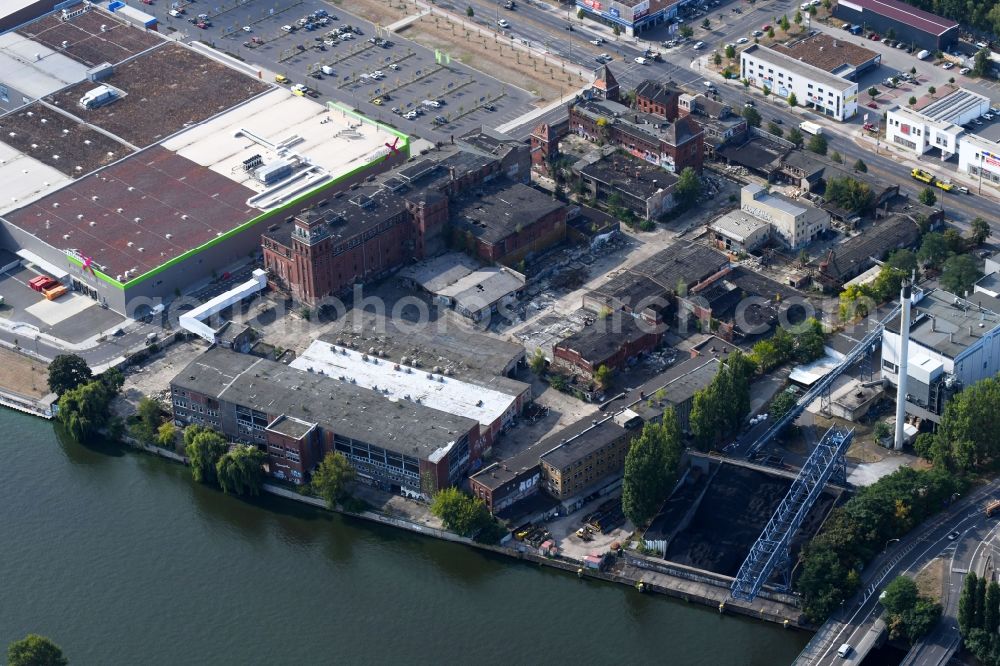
left=1, top=410, right=809, bottom=664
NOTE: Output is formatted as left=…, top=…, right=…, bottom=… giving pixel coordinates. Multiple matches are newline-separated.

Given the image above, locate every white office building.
left=740, top=44, right=859, bottom=121
left=881, top=289, right=1000, bottom=423
left=739, top=184, right=830, bottom=249
left=885, top=89, right=990, bottom=158
left=958, top=133, right=1000, bottom=188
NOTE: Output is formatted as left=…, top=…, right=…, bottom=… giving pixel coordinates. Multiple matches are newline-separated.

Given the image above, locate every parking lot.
left=152, top=0, right=536, bottom=139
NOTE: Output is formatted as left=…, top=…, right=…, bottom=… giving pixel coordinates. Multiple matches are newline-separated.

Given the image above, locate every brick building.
left=568, top=96, right=704, bottom=173
left=552, top=313, right=663, bottom=379
left=170, top=347, right=481, bottom=495
left=261, top=142, right=553, bottom=304
left=635, top=79, right=681, bottom=120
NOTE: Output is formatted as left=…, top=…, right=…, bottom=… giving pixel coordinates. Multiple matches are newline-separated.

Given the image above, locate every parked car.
left=961, top=67, right=971, bottom=75
left=693, top=41, right=704, bottom=50
left=737, top=37, right=749, bottom=44
left=497, top=18, right=509, bottom=28
left=942, top=61, right=955, bottom=69
left=634, top=56, right=649, bottom=64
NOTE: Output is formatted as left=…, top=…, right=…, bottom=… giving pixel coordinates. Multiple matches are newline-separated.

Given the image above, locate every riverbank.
left=133, top=438, right=810, bottom=631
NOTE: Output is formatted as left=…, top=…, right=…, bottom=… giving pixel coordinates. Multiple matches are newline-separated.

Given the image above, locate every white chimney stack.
left=894, top=282, right=912, bottom=450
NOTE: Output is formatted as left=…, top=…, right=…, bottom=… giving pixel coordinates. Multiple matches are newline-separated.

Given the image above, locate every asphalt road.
left=797, top=479, right=1000, bottom=666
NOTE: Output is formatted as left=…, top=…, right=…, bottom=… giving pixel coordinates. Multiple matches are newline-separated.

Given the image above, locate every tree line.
left=915, top=375, right=1000, bottom=472
left=959, top=571, right=1000, bottom=664
left=796, top=467, right=965, bottom=622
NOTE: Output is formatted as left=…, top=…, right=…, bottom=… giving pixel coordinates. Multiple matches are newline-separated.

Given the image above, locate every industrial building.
left=881, top=289, right=1000, bottom=423
left=813, top=215, right=923, bottom=288
left=708, top=212, right=771, bottom=253
left=772, top=32, right=881, bottom=82
left=833, top=0, right=959, bottom=51
left=170, top=347, right=481, bottom=494
left=886, top=89, right=991, bottom=157
left=0, top=9, right=406, bottom=315
left=677, top=93, right=748, bottom=155
left=552, top=313, right=664, bottom=379
left=289, top=339, right=532, bottom=458
left=398, top=253, right=525, bottom=322
left=739, top=184, right=830, bottom=249
left=740, top=44, right=860, bottom=121
left=575, top=150, right=679, bottom=220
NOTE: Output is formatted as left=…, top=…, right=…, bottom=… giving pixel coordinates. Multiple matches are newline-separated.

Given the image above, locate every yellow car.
left=291, top=88, right=305, bottom=96
left=275, top=74, right=289, bottom=84
left=372, top=97, right=383, bottom=105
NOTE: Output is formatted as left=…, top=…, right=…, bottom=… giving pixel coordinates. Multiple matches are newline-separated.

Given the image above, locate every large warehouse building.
left=833, top=0, right=958, bottom=51
left=0, top=4, right=406, bottom=316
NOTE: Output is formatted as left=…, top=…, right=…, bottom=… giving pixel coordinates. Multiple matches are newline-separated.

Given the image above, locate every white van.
left=321, top=65, right=335, bottom=75
left=837, top=643, right=852, bottom=658
left=916, top=49, right=931, bottom=60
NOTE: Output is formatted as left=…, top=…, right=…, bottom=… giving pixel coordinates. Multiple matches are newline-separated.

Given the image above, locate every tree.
left=47, top=354, right=92, bottom=395
left=794, top=318, right=826, bottom=363
left=918, top=232, right=952, bottom=268
left=770, top=388, right=798, bottom=419
left=854, top=158, right=868, bottom=173
left=941, top=254, right=983, bottom=295
left=431, top=487, right=493, bottom=536
left=918, top=187, right=936, bottom=206
left=577, top=7, right=584, bottom=19
left=184, top=427, right=228, bottom=484
left=927, top=376, right=1000, bottom=471
left=927, top=85, right=936, bottom=96
left=766, top=26, right=775, bottom=38
left=908, top=95, right=917, bottom=106
left=529, top=348, right=546, bottom=374
left=960, top=572, right=978, bottom=633
left=975, top=48, right=991, bottom=77
left=57, top=378, right=118, bottom=443
left=130, top=396, right=162, bottom=446
left=702, top=17, right=711, bottom=29
left=725, top=44, right=736, bottom=59
left=216, top=444, right=266, bottom=497
left=868, top=86, right=879, bottom=99
left=794, top=8, right=803, bottom=24
left=466, top=5, right=474, bottom=16
left=311, top=451, right=356, bottom=507
left=622, top=409, right=682, bottom=525
left=680, top=25, right=693, bottom=38
left=742, top=105, right=762, bottom=128
left=612, top=24, right=621, bottom=37
left=155, top=421, right=177, bottom=449
left=593, top=364, right=613, bottom=390
left=830, top=150, right=842, bottom=163
left=779, top=14, right=790, bottom=32
left=881, top=576, right=919, bottom=615
left=787, top=91, right=798, bottom=107
left=7, top=635, right=67, bottom=666
left=674, top=167, right=703, bottom=208
left=787, top=127, right=804, bottom=146
left=690, top=351, right=753, bottom=449
left=767, top=121, right=784, bottom=137
left=712, top=51, right=722, bottom=66
left=986, top=581, right=1000, bottom=633
left=971, top=217, right=991, bottom=246
left=806, top=133, right=828, bottom=155
left=824, top=176, right=874, bottom=212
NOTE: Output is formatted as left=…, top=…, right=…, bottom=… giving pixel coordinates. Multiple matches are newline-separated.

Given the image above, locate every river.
left=1, top=409, right=809, bottom=664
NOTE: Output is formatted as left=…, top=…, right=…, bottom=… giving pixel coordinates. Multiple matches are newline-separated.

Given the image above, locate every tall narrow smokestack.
left=894, top=282, right=912, bottom=450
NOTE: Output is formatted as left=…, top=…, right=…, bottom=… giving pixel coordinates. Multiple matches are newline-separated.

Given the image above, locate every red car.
left=867, top=102, right=878, bottom=109
left=869, top=33, right=880, bottom=40
left=762, top=24, right=771, bottom=31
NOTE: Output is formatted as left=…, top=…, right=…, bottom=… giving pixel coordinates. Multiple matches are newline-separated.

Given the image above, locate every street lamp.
left=883, top=537, right=900, bottom=553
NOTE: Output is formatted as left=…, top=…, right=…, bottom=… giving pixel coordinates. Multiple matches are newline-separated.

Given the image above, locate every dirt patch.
left=0, top=347, right=50, bottom=399
left=47, top=43, right=269, bottom=147
left=334, top=0, right=421, bottom=26
left=398, top=16, right=586, bottom=104
left=915, top=557, right=946, bottom=603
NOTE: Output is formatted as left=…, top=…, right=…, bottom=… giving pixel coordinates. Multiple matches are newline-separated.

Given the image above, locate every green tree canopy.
left=787, top=127, right=804, bottom=146
left=184, top=427, right=228, bottom=484
left=918, top=187, right=937, bottom=206
left=918, top=376, right=1000, bottom=471
left=742, top=105, right=762, bottom=128
left=940, top=254, right=983, bottom=295
left=917, top=232, right=952, bottom=268
left=854, top=158, right=868, bottom=173
left=725, top=44, right=736, bottom=59
left=621, top=408, right=683, bottom=525
left=593, top=364, right=613, bottom=390
left=769, top=388, right=798, bottom=419
left=311, top=450, right=357, bottom=507
left=57, top=378, right=119, bottom=443
left=824, top=176, right=874, bottom=212
left=788, top=92, right=798, bottom=107
left=767, top=121, right=784, bottom=137
left=431, top=487, right=493, bottom=537
left=881, top=576, right=919, bottom=615
left=7, top=634, right=67, bottom=666
left=529, top=348, right=546, bottom=374
left=690, top=351, right=754, bottom=449
left=807, top=133, right=828, bottom=155
left=130, top=396, right=162, bottom=446
left=47, top=354, right=92, bottom=395
left=974, top=48, right=991, bottom=76
left=216, top=444, right=266, bottom=496
left=971, top=217, right=991, bottom=247
left=156, top=422, right=177, bottom=449
left=674, top=167, right=703, bottom=208
left=886, top=249, right=918, bottom=274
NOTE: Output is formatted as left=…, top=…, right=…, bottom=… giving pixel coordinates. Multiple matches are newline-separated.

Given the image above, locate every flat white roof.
left=0, top=141, right=71, bottom=214
left=710, top=211, right=770, bottom=240
left=399, top=252, right=481, bottom=293
left=0, top=32, right=88, bottom=100
left=888, top=104, right=959, bottom=132
left=741, top=44, right=856, bottom=91
left=161, top=89, right=393, bottom=195
left=290, top=340, right=520, bottom=429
